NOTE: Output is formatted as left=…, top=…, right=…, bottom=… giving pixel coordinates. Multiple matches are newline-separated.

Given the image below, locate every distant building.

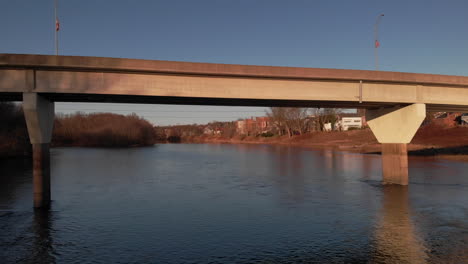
left=340, top=117, right=363, bottom=131
left=255, top=117, right=271, bottom=133
left=357, top=109, right=367, bottom=126
left=235, top=116, right=272, bottom=135
left=461, top=113, right=468, bottom=125
left=323, top=123, right=332, bottom=131
left=236, top=120, right=246, bottom=134
left=245, top=118, right=256, bottom=135
left=336, top=111, right=365, bottom=131
left=203, top=127, right=213, bottom=135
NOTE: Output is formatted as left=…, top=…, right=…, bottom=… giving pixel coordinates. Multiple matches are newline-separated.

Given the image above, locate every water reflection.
left=312, top=149, right=376, bottom=178
left=1, top=145, right=467, bottom=263
left=270, top=146, right=307, bottom=203
left=29, top=210, right=56, bottom=264
left=0, top=158, right=32, bottom=209
left=371, top=186, right=428, bottom=263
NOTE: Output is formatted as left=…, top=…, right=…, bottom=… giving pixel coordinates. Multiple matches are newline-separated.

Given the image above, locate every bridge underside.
left=1, top=92, right=467, bottom=112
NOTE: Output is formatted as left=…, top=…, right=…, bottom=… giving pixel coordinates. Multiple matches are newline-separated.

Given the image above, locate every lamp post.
left=374, top=14, right=384, bottom=70
left=54, top=0, right=59, bottom=55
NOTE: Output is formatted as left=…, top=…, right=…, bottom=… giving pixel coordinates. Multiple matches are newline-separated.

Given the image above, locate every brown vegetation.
left=53, top=112, right=157, bottom=147
left=0, top=104, right=158, bottom=158
left=0, top=102, right=31, bottom=158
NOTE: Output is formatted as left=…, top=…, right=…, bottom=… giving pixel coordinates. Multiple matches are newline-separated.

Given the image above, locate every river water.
left=0, top=144, right=467, bottom=263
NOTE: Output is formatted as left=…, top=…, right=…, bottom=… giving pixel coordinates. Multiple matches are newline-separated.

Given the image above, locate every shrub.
left=260, top=132, right=274, bottom=137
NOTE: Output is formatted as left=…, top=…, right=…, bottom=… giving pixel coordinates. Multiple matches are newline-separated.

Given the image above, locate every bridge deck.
left=1, top=54, right=467, bottom=111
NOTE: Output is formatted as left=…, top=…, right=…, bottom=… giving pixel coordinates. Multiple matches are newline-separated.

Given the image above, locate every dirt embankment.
left=182, top=125, right=468, bottom=160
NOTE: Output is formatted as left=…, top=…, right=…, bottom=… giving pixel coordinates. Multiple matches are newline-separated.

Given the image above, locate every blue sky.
left=1, top=0, right=467, bottom=125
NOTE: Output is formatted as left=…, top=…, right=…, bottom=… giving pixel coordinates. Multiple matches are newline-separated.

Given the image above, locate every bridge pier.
left=366, top=104, right=426, bottom=185
left=381, top=143, right=408, bottom=185
left=23, top=93, right=55, bottom=209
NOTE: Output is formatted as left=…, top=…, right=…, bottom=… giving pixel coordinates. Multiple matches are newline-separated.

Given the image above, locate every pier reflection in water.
left=0, top=144, right=467, bottom=263
left=371, top=186, right=428, bottom=263
left=30, top=210, right=56, bottom=264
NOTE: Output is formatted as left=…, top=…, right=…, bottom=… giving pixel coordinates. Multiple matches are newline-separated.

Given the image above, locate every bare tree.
left=267, top=107, right=310, bottom=137
left=312, top=108, right=341, bottom=131
left=283, top=108, right=310, bottom=135
left=267, top=107, right=287, bottom=136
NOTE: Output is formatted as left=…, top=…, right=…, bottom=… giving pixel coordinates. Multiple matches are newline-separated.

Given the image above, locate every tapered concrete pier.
left=367, top=104, right=426, bottom=185
left=23, top=93, right=54, bottom=209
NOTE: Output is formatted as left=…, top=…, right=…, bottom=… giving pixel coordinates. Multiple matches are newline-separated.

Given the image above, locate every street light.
left=54, top=0, right=60, bottom=55
left=374, top=13, right=384, bottom=71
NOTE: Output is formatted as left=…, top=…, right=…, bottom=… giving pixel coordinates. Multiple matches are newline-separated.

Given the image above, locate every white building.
left=340, top=117, right=362, bottom=131
left=323, top=123, right=332, bottom=131
left=461, top=113, right=468, bottom=125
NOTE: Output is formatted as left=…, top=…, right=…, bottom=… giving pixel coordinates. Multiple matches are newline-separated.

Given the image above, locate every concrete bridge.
left=1, top=54, right=468, bottom=209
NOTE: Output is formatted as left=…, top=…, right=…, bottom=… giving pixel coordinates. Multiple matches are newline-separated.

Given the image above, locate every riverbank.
left=181, top=124, right=468, bottom=161
left=0, top=103, right=158, bottom=159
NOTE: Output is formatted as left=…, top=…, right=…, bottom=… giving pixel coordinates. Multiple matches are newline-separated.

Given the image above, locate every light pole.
left=374, top=13, right=384, bottom=70
left=54, top=0, right=59, bottom=55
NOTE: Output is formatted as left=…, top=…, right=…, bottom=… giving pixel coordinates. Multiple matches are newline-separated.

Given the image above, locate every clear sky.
left=1, top=0, right=467, bottom=125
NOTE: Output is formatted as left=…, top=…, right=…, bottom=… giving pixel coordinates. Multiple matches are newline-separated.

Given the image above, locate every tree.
left=267, top=107, right=287, bottom=136
left=267, top=107, right=310, bottom=137
left=312, top=108, right=341, bottom=131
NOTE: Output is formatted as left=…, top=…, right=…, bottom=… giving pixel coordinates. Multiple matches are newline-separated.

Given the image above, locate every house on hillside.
left=203, top=127, right=213, bottom=135
left=235, top=116, right=272, bottom=135
left=340, top=117, right=363, bottom=131
left=336, top=112, right=364, bottom=131
left=245, top=118, right=256, bottom=135
left=255, top=117, right=271, bottom=133
left=236, top=120, right=246, bottom=134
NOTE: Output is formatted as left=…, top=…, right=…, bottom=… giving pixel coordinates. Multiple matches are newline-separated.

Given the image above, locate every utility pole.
left=374, top=14, right=384, bottom=70
left=55, top=0, right=59, bottom=55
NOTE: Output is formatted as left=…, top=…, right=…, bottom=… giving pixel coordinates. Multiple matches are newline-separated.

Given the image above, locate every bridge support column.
left=23, top=93, right=55, bottom=209
left=381, top=143, right=408, bottom=185
left=366, top=104, right=426, bottom=185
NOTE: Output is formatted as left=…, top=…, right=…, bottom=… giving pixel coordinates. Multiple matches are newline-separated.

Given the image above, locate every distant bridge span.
left=1, top=54, right=468, bottom=111
left=1, top=54, right=468, bottom=209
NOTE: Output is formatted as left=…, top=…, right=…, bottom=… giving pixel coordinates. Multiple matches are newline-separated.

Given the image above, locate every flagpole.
left=374, top=13, right=384, bottom=70
left=54, top=0, right=58, bottom=55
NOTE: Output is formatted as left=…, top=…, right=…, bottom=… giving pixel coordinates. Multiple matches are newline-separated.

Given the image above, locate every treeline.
left=54, top=112, right=157, bottom=147
left=157, top=107, right=350, bottom=142
left=156, top=121, right=237, bottom=143
left=0, top=102, right=158, bottom=158
left=267, top=107, right=340, bottom=137
left=0, top=102, right=31, bottom=158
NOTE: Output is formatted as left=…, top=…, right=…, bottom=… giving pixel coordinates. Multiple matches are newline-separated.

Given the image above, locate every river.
left=0, top=144, right=467, bottom=263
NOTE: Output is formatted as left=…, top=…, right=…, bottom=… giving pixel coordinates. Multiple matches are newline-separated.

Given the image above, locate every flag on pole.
left=56, top=18, right=60, bottom=31
left=375, top=40, right=380, bottom=48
